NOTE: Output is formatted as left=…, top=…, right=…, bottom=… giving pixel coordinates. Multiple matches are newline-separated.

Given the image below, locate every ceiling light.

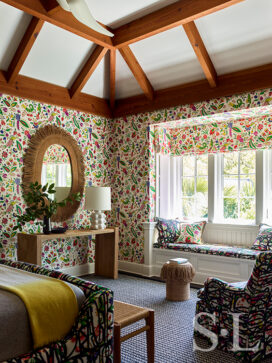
left=56, top=0, right=114, bottom=37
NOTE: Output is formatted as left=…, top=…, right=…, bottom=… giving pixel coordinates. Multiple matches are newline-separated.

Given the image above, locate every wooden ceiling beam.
left=113, top=0, right=244, bottom=48
left=6, top=17, right=44, bottom=84
left=39, top=0, right=60, bottom=15
left=70, top=46, right=108, bottom=98
left=1, top=0, right=113, bottom=48
left=109, top=49, right=116, bottom=109
left=113, top=63, right=272, bottom=117
left=183, top=21, right=217, bottom=88
left=0, top=70, right=112, bottom=118
left=119, top=46, right=154, bottom=100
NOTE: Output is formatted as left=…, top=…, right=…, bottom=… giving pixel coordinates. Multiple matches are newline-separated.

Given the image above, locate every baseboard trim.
left=61, top=262, right=94, bottom=276
left=118, top=260, right=154, bottom=277
left=60, top=261, right=153, bottom=278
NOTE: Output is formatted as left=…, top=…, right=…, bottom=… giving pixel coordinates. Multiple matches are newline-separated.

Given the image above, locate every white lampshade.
left=84, top=187, right=111, bottom=211
left=55, top=187, right=71, bottom=202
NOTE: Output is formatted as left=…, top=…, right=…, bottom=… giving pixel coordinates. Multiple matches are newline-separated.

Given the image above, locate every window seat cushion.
left=165, top=243, right=260, bottom=260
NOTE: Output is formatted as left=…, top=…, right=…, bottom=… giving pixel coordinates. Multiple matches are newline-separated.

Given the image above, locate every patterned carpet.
left=83, top=273, right=272, bottom=363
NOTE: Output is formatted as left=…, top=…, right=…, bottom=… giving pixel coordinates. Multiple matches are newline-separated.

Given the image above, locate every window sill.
left=207, top=222, right=259, bottom=229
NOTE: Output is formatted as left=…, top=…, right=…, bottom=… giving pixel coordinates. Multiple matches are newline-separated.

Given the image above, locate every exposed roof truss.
left=1, top=0, right=271, bottom=118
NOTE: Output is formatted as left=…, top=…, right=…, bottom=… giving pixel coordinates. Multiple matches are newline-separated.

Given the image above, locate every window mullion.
left=256, top=150, right=264, bottom=224
left=219, top=154, right=224, bottom=221
left=155, top=153, right=160, bottom=217
left=195, top=156, right=197, bottom=218
left=181, top=158, right=183, bottom=219
left=238, top=153, right=240, bottom=219
left=208, top=154, right=215, bottom=222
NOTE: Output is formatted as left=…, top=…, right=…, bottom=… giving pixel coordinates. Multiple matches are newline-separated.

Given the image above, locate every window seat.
left=165, top=243, right=260, bottom=260
left=143, top=222, right=259, bottom=284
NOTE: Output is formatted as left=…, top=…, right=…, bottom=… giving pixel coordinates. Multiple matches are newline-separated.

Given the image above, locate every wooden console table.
left=17, top=227, right=119, bottom=279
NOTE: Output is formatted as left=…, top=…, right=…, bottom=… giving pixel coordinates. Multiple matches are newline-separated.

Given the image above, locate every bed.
left=0, top=259, right=113, bottom=362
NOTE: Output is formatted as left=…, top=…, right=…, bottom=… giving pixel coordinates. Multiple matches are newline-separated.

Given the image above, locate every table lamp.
left=84, top=187, right=111, bottom=229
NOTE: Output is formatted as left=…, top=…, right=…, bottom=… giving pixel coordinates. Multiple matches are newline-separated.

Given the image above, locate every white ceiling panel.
left=0, top=3, right=31, bottom=71
left=196, top=0, right=272, bottom=74
left=82, top=52, right=110, bottom=98
left=86, top=0, right=178, bottom=28
left=115, top=51, right=143, bottom=99
left=130, top=27, right=205, bottom=91
left=20, top=22, right=95, bottom=88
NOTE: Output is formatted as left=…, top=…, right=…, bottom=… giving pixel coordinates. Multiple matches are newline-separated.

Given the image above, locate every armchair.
left=194, top=252, right=272, bottom=361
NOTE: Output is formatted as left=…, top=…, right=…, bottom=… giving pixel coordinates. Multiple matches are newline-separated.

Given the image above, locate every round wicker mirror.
left=22, top=125, right=85, bottom=222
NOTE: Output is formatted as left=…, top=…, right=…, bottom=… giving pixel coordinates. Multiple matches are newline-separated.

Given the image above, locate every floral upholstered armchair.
left=194, top=252, right=272, bottom=362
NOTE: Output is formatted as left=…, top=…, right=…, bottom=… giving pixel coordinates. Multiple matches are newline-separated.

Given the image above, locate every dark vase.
left=43, top=216, right=51, bottom=234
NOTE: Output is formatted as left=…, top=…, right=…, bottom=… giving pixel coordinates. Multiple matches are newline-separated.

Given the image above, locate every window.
left=221, top=151, right=256, bottom=223
left=181, top=155, right=208, bottom=220
left=157, top=149, right=263, bottom=225
left=41, top=164, right=72, bottom=188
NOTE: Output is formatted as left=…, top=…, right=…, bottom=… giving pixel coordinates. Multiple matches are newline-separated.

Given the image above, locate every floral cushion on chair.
left=251, top=224, right=272, bottom=251
left=175, top=221, right=206, bottom=244
left=155, top=218, right=180, bottom=247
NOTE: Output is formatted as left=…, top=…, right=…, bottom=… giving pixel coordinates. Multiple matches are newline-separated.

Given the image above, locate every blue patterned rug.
left=83, top=273, right=272, bottom=363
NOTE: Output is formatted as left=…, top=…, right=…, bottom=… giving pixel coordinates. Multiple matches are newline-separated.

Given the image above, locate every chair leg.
left=145, top=310, right=155, bottom=363
left=114, top=323, right=121, bottom=363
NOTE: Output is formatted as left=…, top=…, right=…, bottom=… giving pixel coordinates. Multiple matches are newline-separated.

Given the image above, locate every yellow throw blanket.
left=0, top=265, right=78, bottom=349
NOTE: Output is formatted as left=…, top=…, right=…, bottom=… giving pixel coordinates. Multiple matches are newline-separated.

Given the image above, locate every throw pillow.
left=155, top=218, right=180, bottom=248
left=175, top=221, right=206, bottom=244
left=251, top=224, right=272, bottom=251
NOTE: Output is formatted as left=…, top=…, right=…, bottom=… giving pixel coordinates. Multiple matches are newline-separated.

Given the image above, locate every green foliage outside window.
left=223, top=151, right=255, bottom=221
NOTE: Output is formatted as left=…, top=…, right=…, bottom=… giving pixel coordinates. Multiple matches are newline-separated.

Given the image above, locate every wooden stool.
left=160, top=261, right=195, bottom=301
left=114, top=300, right=154, bottom=363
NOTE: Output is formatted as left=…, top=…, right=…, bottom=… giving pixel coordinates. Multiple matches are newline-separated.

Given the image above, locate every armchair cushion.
left=198, top=277, right=248, bottom=311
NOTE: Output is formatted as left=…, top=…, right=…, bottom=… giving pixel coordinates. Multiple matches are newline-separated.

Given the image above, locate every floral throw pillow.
left=155, top=218, right=180, bottom=248
left=175, top=221, right=206, bottom=244
left=251, top=224, right=272, bottom=251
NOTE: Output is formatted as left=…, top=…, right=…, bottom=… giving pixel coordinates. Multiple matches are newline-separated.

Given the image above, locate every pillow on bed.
left=251, top=224, right=272, bottom=251
left=175, top=221, right=206, bottom=244
left=155, top=218, right=180, bottom=247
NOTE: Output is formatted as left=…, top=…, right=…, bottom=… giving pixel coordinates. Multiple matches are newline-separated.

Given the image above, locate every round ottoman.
left=160, top=261, right=195, bottom=301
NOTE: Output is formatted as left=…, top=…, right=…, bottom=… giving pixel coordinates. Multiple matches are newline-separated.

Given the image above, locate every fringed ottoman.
left=160, top=260, right=195, bottom=301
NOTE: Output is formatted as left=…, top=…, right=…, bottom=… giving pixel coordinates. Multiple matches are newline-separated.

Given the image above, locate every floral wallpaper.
left=0, top=93, right=111, bottom=269
left=1, top=88, right=272, bottom=268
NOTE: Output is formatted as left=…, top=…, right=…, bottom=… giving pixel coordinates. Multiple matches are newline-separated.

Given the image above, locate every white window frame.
left=156, top=150, right=267, bottom=226
left=213, top=151, right=257, bottom=225
left=263, top=149, right=272, bottom=223
left=180, top=154, right=208, bottom=220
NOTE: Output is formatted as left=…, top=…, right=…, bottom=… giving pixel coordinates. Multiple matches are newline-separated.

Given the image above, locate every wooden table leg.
left=95, top=227, right=119, bottom=279
left=17, top=234, right=42, bottom=265
left=114, top=323, right=121, bottom=363
left=145, top=310, right=155, bottom=363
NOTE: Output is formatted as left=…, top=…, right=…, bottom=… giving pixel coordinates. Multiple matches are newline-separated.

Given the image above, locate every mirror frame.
left=22, top=125, right=85, bottom=222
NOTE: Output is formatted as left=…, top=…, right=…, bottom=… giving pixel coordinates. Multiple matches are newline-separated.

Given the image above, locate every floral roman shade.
left=154, top=109, right=272, bottom=156
left=43, top=144, right=70, bottom=164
